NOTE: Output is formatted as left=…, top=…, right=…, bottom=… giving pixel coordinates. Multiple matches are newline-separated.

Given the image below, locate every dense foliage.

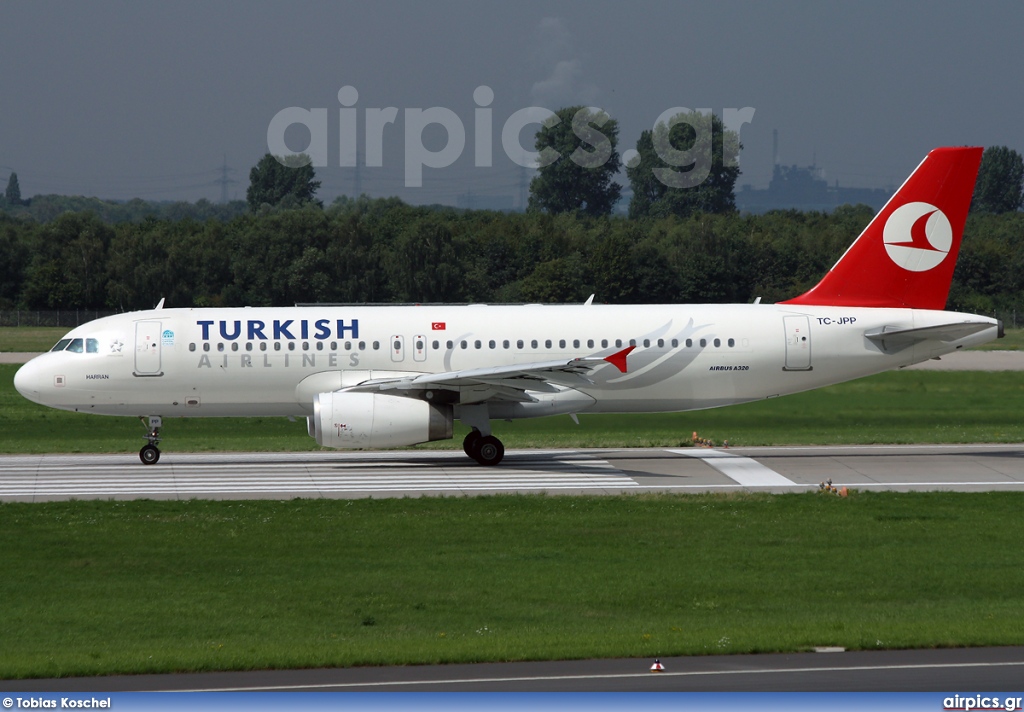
left=972, top=146, right=1024, bottom=214
left=627, top=111, right=740, bottom=219
left=528, top=106, right=622, bottom=217
left=0, top=197, right=1020, bottom=318
left=246, top=153, right=322, bottom=211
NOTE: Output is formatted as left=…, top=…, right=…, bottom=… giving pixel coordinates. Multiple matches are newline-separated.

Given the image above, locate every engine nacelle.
left=311, top=391, right=453, bottom=449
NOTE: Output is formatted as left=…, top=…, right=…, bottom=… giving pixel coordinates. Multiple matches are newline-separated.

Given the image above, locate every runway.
left=3, top=444, right=1024, bottom=501
left=4, top=646, right=1024, bottom=691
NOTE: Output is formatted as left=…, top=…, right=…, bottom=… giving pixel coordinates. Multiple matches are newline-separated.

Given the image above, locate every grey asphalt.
left=3, top=444, right=1024, bottom=501
left=3, top=646, right=1024, bottom=691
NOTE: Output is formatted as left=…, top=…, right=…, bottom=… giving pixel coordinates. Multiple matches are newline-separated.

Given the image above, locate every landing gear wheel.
left=463, top=430, right=482, bottom=458
left=140, top=444, right=161, bottom=465
left=473, top=435, right=504, bottom=466
left=139, top=415, right=163, bottom=465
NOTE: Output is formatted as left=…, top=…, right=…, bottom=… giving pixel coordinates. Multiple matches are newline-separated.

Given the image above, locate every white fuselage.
left=14, top=303, right=1000, bottom=419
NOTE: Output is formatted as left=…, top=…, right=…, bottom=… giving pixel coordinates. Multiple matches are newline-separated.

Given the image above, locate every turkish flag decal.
left=431, top=322, right=446, bottom=330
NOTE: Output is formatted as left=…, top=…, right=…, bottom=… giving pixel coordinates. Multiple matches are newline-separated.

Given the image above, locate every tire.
left=463, top=430, right=482, bottom=458
left=140, top=444, right=160, bottom=465
left=473, top=435, right=504, bottom=466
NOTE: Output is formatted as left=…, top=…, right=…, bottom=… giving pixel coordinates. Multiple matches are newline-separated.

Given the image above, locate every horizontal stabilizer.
left=865, top=322, right=996, bottom=354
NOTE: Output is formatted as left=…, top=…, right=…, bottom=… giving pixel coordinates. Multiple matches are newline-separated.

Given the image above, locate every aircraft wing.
left=865, top=321, right=996, bottom=354
left=346, top=346, right=635, bottom=403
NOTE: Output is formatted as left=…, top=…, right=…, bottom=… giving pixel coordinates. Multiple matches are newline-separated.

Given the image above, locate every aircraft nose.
left=14, top=358, right=45, bottom=404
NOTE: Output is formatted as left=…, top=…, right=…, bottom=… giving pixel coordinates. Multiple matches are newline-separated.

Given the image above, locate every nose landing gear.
left=139, top=415, right=162, bottom=465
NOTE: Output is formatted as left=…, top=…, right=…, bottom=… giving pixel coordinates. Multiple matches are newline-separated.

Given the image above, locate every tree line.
left=2, top=109, right=1022, bottom=320
left=1, top=195, right=1021, bottom=319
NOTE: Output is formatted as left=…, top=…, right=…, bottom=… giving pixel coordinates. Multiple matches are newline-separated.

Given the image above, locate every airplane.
left=13, top=146, right=1002, bottom=466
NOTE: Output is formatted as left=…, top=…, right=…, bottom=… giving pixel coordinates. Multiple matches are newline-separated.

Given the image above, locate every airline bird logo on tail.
left=882, top=201, right=953, bottom=272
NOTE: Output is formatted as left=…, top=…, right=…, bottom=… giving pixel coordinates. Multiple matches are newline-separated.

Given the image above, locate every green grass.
left=973, top=326, right=1024, bottom=350
left=1, top=493, right=1023, bottom=679
left=0, top=327, right=66, bottom=352
left=3, top=365, right=1024, bottom=454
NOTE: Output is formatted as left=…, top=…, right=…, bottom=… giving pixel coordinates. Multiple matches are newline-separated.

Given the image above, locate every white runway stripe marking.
left=0, top=452, right=639, bottom=498
left=667, top=448, right=798, bottom=486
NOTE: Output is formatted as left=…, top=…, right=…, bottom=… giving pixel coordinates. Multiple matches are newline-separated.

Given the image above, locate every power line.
left=214, top=155, right=238, bottom=204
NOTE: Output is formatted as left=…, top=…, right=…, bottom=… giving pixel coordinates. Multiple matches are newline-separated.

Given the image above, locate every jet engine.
left=310, top=391, right=453, bottom=449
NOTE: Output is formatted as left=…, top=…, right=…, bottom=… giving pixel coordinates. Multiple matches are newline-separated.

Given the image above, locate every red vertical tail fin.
left=781, top=146, right=983, bottom=310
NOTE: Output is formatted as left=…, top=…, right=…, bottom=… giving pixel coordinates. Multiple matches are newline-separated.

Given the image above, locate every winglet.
left=604, top=345, right=636, bottom=373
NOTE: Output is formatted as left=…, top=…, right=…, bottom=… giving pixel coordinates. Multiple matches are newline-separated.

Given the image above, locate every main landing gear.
left=462, top=429, right=505, bottom=466
left=139, top=415, right=162, bottom=465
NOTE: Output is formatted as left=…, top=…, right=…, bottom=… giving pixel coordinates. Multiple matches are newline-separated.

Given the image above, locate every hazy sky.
left=2, top=1, right=1022, bottom=206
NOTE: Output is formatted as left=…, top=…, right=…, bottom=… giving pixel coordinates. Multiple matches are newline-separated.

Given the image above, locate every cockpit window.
left=86, top=338, right=99, bottom=353
left=51, top=339, right=72, bottom=352
left=66, top=338, right=84, bottom=353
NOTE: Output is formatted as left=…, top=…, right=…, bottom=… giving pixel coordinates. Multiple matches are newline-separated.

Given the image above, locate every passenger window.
left=587, top=339, right=594, bottom=348
left=358, top=341, right=366, bottom=351
left=344, top=341, right=352, bottom=351
left=432, top=340, right=440, bottom=350
left=274, top=342, right=282, bottom=351
left=686, top=339, right=693, bottom=348
left=218, top=343, right=225, bottom=352
left=246, top=342, right=254, bottom=352
left=700, top=339, right=707, bottom=347
left=287, top=342, right=295, bottom=351
left=672, top=339, right=678, bottom=347
left=657, top=339, right=664, bottom=348
left=261, top=343, right=267, bottom=351
left=446, top=340, right=453, bottom=349
left=502, top=340, right=510, bottom=349
left=601, top=339, right=608, bottom=348
left=461, top=341, right=468, bottom=349
left=714, top=338, right=721, bottom=347
left=615, top=339, right=622, bottom=348
left=189, top=343, right=196, bottom=352
left=416, top=340, right=424, bottom=350
left=629, top=339, right=636, bottom=347
left=728, top=338, right=735, bottom=347
left=643, top=339, right=650, bottom=347
left=517, top=340, right=524, bottom=349
left=372, top=341, right=380, bottom=350
left=488, top=340, right=495, bottom=349
left=545, top=339, right=552, bottom=349
left=204, top=343, right=211, bottom=352
left=231, top=343, right=239, bottom=352
left=475, top=340, right=482, bottom=349
left=316, top=342, right=324, bottom=351
left=531, top=340, right=538, bottom=349
left=558, top=339, right=566, bottom=349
